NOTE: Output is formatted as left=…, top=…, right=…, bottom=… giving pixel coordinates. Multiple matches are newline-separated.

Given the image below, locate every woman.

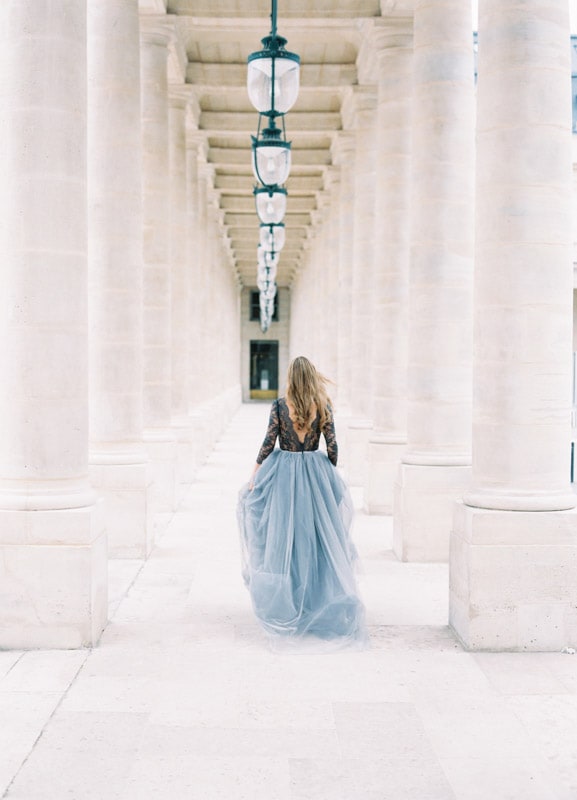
left=237, top=356, right=367, bottom=646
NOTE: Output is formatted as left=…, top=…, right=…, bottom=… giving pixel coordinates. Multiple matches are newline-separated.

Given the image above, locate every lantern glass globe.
left=247, top=51, right=300, bottom=114
left=252, top=142, right=291, bottom=187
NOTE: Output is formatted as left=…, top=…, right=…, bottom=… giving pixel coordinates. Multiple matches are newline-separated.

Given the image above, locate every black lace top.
left=256, top=397, right=338, bottom=466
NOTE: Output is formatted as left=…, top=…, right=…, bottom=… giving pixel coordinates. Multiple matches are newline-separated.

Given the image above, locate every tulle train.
left=237, top=449, right=367, bottom=646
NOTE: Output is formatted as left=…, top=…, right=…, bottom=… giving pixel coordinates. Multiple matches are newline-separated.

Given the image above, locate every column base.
left=394, top=462, right=471, bottom=561
left=89, top=457, right=149, bottom=559
left=189, top=410, right=211, bottom=470
left=0, top=505, right=107, bottom=649
left=344, top=418, right=372, bottom=487
left=364, top=435, right=406, bottom=514
left=189, top=384, right=242, bottom=470
left=450, top=501, right=577, bottom=651
left=144, top=429, right=177, bottom=514
left=172, top=416, right=195, bottom=491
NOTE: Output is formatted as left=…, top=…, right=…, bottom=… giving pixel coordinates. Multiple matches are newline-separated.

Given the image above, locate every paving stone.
left=2, top=404, right=577, bottom=799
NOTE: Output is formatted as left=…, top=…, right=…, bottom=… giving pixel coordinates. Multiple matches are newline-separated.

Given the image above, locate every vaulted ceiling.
left=140, top=0, right=415, bottom=286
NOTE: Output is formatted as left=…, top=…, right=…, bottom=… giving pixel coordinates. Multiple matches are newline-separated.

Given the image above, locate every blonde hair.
left=286, top=356, right=332, bottom=433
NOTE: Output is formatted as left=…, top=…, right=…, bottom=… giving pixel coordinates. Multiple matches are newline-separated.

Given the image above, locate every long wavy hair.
left=285, top=356, right=332, bottom=433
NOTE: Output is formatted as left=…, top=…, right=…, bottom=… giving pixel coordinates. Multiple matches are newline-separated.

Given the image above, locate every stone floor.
left=1, top=403, right=577, bottom=800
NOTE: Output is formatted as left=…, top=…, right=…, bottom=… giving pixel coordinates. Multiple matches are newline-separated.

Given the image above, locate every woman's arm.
left=248, top=462, right=261, bottom=490
left=251, top=400, right=280, bottom=487
left=322, top=406, right=338, bottom=466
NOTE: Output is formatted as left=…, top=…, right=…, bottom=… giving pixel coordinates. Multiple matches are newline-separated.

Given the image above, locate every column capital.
left=168, top=83, right=194, bottom=108
left=188, top=131, right=208, bottom=159
left=323, top=165, right=340, bottom=191
left=311, top=200, right=328, bottom=226
left=341, top=85, right=378, bottom=131
left=371, top=17, right=413, bottom=63
left=169, top=83, right=201, bottom=129
left=199, top=161, right=215, bottom=184
left=186, top=127, right=202, bottom=146
left=356, top=21, right=380, bottom=85
left=371, top=17, right=413, bottom=56
left=331, top=131, right=356, bottom=165
left=139, top=14, right=175, bottom=47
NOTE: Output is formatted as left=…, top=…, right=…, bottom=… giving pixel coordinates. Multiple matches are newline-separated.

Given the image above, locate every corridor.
left=1, top=404, right=576, bottom=800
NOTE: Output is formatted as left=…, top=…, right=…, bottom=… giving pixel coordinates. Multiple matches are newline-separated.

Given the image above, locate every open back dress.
left=237, top=397, right=367, bottom=646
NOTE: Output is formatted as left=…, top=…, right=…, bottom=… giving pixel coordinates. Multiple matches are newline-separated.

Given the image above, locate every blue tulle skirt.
left=237, top=449, right=367, bottom=647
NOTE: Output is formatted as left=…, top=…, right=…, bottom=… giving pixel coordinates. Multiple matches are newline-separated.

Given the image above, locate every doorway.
left=250, top=341, right=279, bottom=400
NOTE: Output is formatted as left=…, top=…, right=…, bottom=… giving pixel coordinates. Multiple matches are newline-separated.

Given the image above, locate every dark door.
left=250, top=341, right=279, bottom=400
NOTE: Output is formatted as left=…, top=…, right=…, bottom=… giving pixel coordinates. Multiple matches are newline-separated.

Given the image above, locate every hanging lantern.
left=259, top=289, right=275, bottom=333
left=257, top=264, right=278, bottom=285
left=260, top=222, right=286, bottom=253
left=247, top=37, right=300, bottom=116
left=248, top=0, right=300, bottom=299
left=251, top=120, right=291, bottom=187
left=257, top=245, right=279, bottom=270
left=258, top=272, right=276, bottom=292
left=256, top=264, right=277, bottom=281
left=247, top=0, right=300, bottom=116
left=254, top=186, right=287, bottom=225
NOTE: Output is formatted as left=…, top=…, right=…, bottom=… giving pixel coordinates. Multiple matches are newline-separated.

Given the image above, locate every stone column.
left=87, top=0, right=149, bottom=559
left=324, top=172, right=341, bottom=386
left=317, top=175, right=340, bottom=383
left=290, top=259, right=308, bottom=358
left=140, top=17, right=176, bottom=514
left=450, top=0, right=577, bottom=651
left=307, top=209, right=325, bottom=365
left=343, top=86, right=378, bottom=486
left=185, top=133, right=208, bottom=471
left=394, top=0, right=475, bottom=561
left=365, top=22, right=412, bottom=515
left=186, top=158, right=213, bottom=464
left=332, top=133, right=356, bottom=417
left=197, top=166, right=212, bottom=407
left=206, top=203, right=221, bottom=405
left=168, top=87, right=194, bottom=490
left=0, top=2, right=107, bottom=648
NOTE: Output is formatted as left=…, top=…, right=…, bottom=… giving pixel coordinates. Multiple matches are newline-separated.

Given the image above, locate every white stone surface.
left=89, top=462, right=149, bottom=559
left=0, top=1, right=107, bottom=647
left=1, top=405, right=576, bottom=798
left=332, top=132, right=356, bottom=414
left=347, top=84, right=378, bottom=424
left=340, top=86, right=378, bottom=483
left=450, top=501, right=577, bottom=651
left=394, top=0, right=475, bottom=561
left=342, top=418, right=372, bottom=487
left=140, top=16, right=177, bottom=513
left=142, top=433, right=176, bottom=521
left=0, top=1, right=94, bottom=511
left=366, top=437, right=406, bottom=515
left=463, top=0, right=575, bottom=513
left=365, top=22, right=412, bottom=514
left=0, top=506, right=107, bottom=649
left=168, top=88, right=196, bottom=486
left=395, top=463, right=472, bottom=562
left=87, top=0, right=149, bottom=559
left=450, top=0, right=577, bottom=651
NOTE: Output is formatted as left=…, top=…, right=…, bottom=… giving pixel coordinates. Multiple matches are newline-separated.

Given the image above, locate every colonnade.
left=291, top=0, right=577, bottom=650
left=0, top=0, right=241, bottom=648
left=0, top=0, right=575, bottom=653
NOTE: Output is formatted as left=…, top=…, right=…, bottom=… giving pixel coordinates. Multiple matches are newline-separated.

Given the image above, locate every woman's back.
left=257, top=397, right=338, bottom=465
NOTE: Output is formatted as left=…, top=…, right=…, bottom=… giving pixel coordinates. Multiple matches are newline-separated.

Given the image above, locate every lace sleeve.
left=323, top=406, right=338, bottom=466
left=256, top=400, right=280, bottom=464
